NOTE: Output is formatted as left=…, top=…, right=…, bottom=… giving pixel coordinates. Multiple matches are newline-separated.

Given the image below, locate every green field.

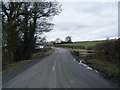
left=61, top=40, right=105, bottom=48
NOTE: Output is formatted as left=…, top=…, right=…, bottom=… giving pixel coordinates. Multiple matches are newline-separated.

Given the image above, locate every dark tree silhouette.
left=2, top=1, right=62, bottom=69
left=65, top=36, right=72, bottom=43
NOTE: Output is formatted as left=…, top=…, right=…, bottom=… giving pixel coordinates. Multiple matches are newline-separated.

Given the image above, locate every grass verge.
left=85, top=58, right=120, bottom=83
left=70, top=48, right=120, bottom=84
left=2, top=60, right=31, bottom=74
left=3, top=48, right=53, bottom=74
left=32, top=49, right=53, bottom=59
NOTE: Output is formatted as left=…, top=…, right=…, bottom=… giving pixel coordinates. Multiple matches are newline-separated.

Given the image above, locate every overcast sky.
left=44, top=1, right=118, bottom=42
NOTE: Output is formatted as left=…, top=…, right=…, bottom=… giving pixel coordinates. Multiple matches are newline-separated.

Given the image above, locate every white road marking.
left=52, top=66, right=55, bottom=71
left=52, top=55, right=59, bottom=71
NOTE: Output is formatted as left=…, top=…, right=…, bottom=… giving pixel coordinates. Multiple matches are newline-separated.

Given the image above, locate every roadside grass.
left=32, top=49, right=53, bottom=58
left=2, top=60, right=31, bottom=74
left=85, top=58, right=120, bottom=82
left=69, top=48, right=119, bottom=83
left=3, top=48, right=53, bottom=74
left=61, top=40, right=105, bottom=48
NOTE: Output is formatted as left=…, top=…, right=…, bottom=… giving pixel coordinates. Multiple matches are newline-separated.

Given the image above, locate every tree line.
left=54, top=36, right=72, bottom=44
left=2, top=1, right=61, bottom=70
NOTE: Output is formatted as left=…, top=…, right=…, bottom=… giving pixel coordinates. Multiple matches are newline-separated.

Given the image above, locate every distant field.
left=61, top=40, right=106, bottom=48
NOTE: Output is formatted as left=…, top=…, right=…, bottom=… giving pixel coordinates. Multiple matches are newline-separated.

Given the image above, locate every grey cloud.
left=54, top=23, right=89, bottom=31
left=44, top=2, right=118, bottom=42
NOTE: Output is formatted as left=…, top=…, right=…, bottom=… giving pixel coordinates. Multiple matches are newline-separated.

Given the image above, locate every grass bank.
left=70, top=48, right=120, bottom=84
left=3, top=48, right=53, bottom=74
left=85, top=58, right=119, bottom=83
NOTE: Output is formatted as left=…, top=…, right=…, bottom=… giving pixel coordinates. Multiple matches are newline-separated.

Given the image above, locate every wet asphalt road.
left=3, top=47, right=114, bottom=88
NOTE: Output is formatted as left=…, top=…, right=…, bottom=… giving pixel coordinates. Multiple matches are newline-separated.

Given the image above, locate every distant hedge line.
left=55, top=39, right=120, bottom=65
left=55, top=44, right=85, bottom=49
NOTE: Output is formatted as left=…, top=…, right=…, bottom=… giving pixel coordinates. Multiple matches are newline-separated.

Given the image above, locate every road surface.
left=3, top=47, right=115, bottom=88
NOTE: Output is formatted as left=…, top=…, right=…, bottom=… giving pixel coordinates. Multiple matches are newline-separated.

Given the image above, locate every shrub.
left=92, top=39, right=120, bottom=64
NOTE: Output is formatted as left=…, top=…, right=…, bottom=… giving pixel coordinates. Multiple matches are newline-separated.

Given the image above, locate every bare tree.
left=65, top=36, right=72, bottom=43
left=55, top=38, right=62, bottom=43
left=2, top=1, right=62, bottom=68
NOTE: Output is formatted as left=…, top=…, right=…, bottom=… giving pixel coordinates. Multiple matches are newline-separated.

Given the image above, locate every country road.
left=3, top=47, right=115, bottom=88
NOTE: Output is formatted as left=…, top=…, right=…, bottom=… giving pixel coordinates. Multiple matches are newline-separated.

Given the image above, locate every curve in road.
left=3, top=47, right=115, bottom=88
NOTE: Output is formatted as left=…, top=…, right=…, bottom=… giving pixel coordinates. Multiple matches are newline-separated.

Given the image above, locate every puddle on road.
left=74, top=59, right=99, bottom=73
left=86, top=66, right=93, bottom=70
